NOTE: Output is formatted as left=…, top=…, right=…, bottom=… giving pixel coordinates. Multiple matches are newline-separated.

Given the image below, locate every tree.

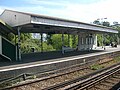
left=42, top=42, right=55, bottom=52
left=51, top=34, right=66, bottom=50
left=46, top=33, right=53, bottom=45
left=93, top=20, right=101, bottom=25
left=113, top=26, right=120, bottom=44
left=51, top=34, right=78, bottom=50
left=102, top=21, right=110, bottom=27
left=93, top=19, right=119, bottom=46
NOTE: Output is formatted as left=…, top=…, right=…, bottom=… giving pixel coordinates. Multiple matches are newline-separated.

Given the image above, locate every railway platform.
left=0, top=45, right=119, bottom=80
left=0, top=45, right=120, bottom=71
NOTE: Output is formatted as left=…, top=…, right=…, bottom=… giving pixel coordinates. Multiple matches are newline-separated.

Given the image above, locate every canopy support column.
left=117, top=34, right=119, bottom=45
left=68, top=34, right=70, bottom=47
left=15, top=35, right=17, bottom=61
left=95, top=34, right=97, bottom=48
left=77, top=35, right=79, bottom=51
left=102, top=34, right=106, bottom=50
left=62, top=32, right=64, bottom=54
left=17, top=27, right=21, bottom=61
left=41, top=33, right=43, bottom=52
left=102, top=34, right=104, bottom=48
left=15, top=35, right=17, bottom=45
left=72, top=35, right=75, bottom=48
left=88, top=34, right=90, bottom=51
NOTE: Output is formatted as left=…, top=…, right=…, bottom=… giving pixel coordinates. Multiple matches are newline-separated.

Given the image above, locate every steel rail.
left=0, top=65, right=89, bottom=90
left=0, top=55, right=118, bottom=90
left=66, top=65, right=120, bottom=90
left=42, top=62, right=120, bottom=90
left=0, top=56, right=99, bottom=83
left=0, top=56, right=108, bottom=89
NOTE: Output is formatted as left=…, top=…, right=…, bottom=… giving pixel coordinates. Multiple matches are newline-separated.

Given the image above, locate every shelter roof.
left=0, top=9, right=118, bottom=34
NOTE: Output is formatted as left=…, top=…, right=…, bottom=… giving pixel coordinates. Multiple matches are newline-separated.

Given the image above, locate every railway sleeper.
left=105, top=79, right=118, bottom=84
left=110, top=77, right=120, bottom=82
left=113, top=75, right=120, bottom=79
left=100, top=82, right=113, bottom=87
left=94, top=85, right=110, bottom=90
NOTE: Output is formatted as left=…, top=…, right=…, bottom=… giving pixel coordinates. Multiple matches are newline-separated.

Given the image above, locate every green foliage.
left=46, top=34, right=53, bottom=45
left=71, top=35, right=78, bottom=48
left=51, top=34, right=78, bottom=50
left=20, top=33, right=32, bottom=42
left=97, top=34, right=102, bottom=46
left=93, top=20, right=101, bottom=25
left=114, top=26, right=120, bottom=40
left=7, top=33, right=15, bottom=43
left=43, top=42, right=55, bottom=52
left=51, top=34, right=64, bottom=50
left=93, top=20, right=110, bottom=26
left=21, top=38, right=55, bottom=53
left=90, top=64, right=104, bottom=70
left=93, top=20, right=119, bottom=46
left=114, top=56, right=120, bottom=62
left=102, top=21, right=110, bottom=27
left=7, top=33, right=79, bottom=53
left=21, top=40, right=40, bottom=53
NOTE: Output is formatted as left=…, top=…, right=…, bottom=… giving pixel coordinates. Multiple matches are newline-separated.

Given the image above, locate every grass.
left=90, top=64, right=104, bottom=70
left=90, top=56, right=120, bottom=70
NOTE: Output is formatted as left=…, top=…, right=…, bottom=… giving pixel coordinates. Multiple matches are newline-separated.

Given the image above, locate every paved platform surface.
left=0, top=45, right=120, bottom=72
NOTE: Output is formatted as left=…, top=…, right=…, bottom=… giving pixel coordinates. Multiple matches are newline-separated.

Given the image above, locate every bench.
left=62, top=46, right=75, bottom=54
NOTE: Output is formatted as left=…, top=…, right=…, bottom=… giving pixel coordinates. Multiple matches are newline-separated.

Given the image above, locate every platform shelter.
left=0, top=9, right=118, bottom=61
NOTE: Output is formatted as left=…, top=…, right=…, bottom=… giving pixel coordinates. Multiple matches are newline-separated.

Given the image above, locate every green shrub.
left=90, top=64, right=104, bottom=70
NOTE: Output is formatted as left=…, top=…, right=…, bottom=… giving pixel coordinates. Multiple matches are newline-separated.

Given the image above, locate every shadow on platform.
left=22, top=50, right=104, bottom=62
left=0, top=50, right=104, bottom=67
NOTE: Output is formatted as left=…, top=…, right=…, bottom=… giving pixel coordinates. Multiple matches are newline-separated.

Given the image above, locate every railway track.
left=0, top=56, right=119, bottom=90
left=90, top=72, right=120, bottom=90
left=43, top=62, right=120, bottom=90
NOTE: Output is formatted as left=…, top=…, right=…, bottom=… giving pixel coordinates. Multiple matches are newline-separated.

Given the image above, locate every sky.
left=0, top=0, right=120, bottom=24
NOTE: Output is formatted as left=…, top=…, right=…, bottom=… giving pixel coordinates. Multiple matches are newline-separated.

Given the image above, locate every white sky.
left=0, top=0, right=120, bottom=24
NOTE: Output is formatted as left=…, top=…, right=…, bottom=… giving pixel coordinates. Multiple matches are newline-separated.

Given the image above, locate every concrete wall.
left=0, top=10, right=31, bottom=27
left=78, top=33, right=97, bottom=51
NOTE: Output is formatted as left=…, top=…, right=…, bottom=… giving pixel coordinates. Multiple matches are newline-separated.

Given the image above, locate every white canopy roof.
left=0, top=9, right=118, bottom=34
